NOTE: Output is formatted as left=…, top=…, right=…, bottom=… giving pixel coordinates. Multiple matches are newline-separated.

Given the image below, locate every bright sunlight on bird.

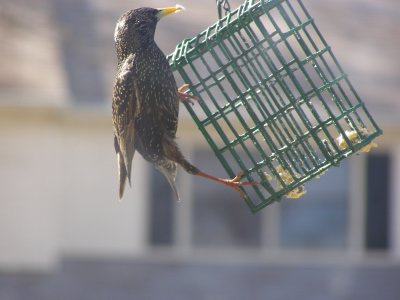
left=112, top=5, right=258, bottom=201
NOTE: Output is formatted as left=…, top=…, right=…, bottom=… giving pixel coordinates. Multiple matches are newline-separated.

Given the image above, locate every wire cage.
left=167, top=0, right=382, bottom=213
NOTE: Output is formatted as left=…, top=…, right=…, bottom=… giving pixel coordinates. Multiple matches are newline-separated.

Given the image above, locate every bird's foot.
left=178, top=83, right=197, bottom=106
left=220, top=171, right=259, bottom=197
left=196, top=170, right=259, bottom=198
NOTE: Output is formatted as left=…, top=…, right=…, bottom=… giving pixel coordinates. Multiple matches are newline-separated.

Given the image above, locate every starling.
left=112, top=5, right=257, bottom=200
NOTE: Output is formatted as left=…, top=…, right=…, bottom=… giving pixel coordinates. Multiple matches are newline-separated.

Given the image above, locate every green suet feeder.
left=168, top=0, right=382, bottom=213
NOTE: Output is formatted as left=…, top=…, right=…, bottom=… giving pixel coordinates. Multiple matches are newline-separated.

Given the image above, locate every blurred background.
left=0, top=0, right=399, bottom=299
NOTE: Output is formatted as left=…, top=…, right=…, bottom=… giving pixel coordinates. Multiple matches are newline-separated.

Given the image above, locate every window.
left=149, top=168, right=175, bottom=246
left=280, top=161, right=349, bottom=249
left=148, top=145, right=392, bottom=259
left=192, top=149, right=262, bottom=248
left=366, top=154, right=390, bottom=250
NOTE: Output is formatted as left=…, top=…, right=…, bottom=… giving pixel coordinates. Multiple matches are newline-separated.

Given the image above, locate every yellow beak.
left=157, top=5, right=185, bottom=19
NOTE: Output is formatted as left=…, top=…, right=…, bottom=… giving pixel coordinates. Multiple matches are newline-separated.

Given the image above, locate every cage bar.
left=168, top=0, right=382, bottom=213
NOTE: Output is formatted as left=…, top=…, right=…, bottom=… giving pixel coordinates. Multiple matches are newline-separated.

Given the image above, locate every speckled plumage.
left=112, top=6, right=258, bottom=200
left=112, top=7, right=197, bottom=199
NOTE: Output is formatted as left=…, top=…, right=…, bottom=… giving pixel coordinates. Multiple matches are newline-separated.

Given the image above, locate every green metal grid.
left=167, top=0, right=382, bottom=213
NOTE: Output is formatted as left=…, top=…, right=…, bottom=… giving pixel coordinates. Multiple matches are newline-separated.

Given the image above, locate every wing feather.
left=112, top=54, right=138, bottom=197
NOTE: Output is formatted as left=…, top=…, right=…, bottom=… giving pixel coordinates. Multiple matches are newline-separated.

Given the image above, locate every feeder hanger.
left=216, top=0, right=231, bottom=19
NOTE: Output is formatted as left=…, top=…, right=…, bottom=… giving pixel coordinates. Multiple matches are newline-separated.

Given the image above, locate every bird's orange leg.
left=195, top=170, right=259, bottom=197
left=178, top=83, right=197, bottom=105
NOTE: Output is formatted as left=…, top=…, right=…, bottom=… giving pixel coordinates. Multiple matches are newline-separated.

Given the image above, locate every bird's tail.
left=114, top=135, right=133, bottom=199
left=156, top=161, right=181, bottom=201
left=117, top=152, right=128, bottom=199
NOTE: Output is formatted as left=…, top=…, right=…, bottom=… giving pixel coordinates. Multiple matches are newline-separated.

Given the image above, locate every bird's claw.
left=223, top=171, right=259, bottom=198
left=178, top=83, right=197, bottom=106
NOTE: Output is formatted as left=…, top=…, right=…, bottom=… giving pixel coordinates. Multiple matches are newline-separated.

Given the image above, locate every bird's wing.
left=162, top=73, right=180, bottom=138
left=161, top=60, right=179, bottom=138
left=112, top=54, right=139, bottom=196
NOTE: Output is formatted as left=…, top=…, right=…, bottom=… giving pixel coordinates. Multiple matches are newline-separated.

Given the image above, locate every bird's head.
left=114, top=5, right=185, bottom=54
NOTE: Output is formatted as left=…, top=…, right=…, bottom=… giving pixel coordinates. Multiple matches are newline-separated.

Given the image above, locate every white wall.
left=0, top=109, right=150, bottom=271
left=59, top=113, right=150, bottom=257
left=0, top=112, right=60, bottom=271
